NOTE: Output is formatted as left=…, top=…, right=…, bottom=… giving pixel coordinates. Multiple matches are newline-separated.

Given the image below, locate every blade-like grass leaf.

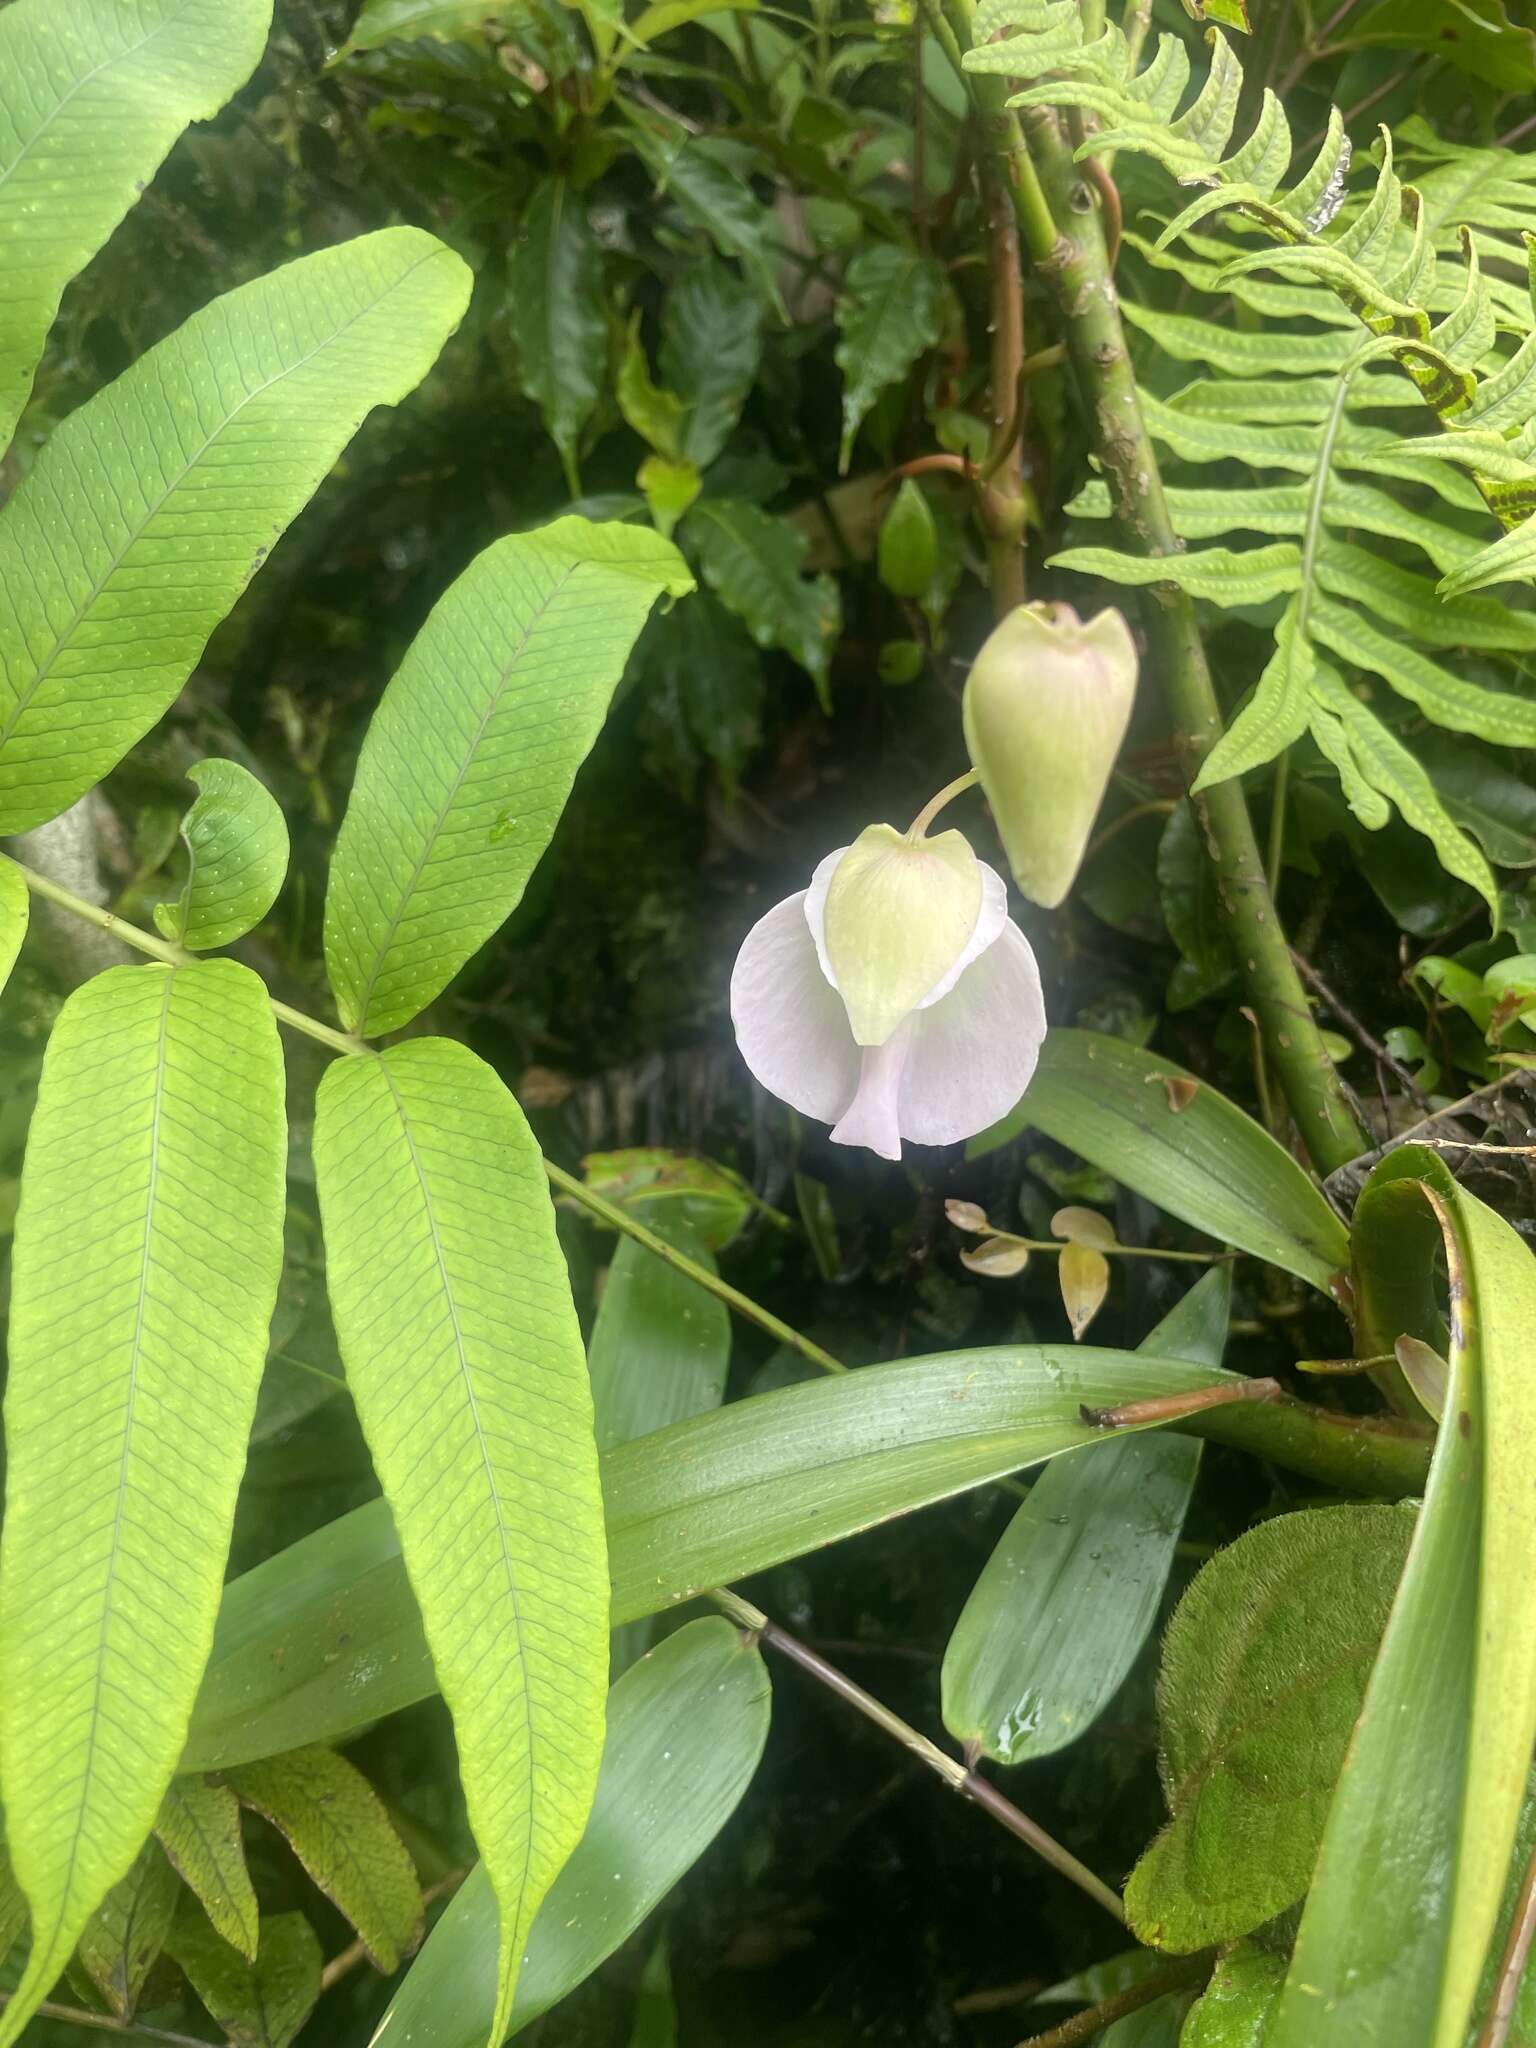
left=0, top=0, right=271, bottom=454
left=0, top=960, right=285, bottom=2044
left=181, top=1336, right=1434, bottom=1770
left=373, top=1616, right=772, bottom=2045
left=313, top=1038, right=609, bottom=2041
left=323, top=520, right=692, bottom=1038
left=1267, top=1147, right=1536, bottom=2048
left=0, top=228, right=471, bottom=835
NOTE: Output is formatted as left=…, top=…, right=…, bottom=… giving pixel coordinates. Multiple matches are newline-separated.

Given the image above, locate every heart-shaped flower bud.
left=821, top=823, right=982, bottom=1046
left=963, top=600, right=1138, bottom=908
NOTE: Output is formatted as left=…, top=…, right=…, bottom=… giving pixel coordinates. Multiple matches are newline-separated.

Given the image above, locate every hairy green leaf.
left=228, top=1747, right=420, bottom=1972
left=376, top=1617, right=772, bottom=2044
left=1126, top=1504, right=1416, bottom=1951
left=969, top=1030, right=1351, bottom=1291
left=166, top=1907, right=321, bottom=2048
left=313, top=1038, right=608, bottom=2041
left=1269, top=1151, right=1536, bottom=2048
left=942, top=1270, right=1226, bottom=1765
left=0, top=228, right=471, bottom=836
left=834, top=244, right=946, bottom=471
left=324, top=518, right=691, bottom=1037
left=507, top=180, right=607, bottom=491
left=0, top=0, right=271, bottom=454
left=0, top=860, right=28, bottom=1000
left=154, top=761, right=289, bottom=952
left=156, top=1778, right=258, bottom=1962
left=77, top=1838, right=179, bottom=2018
left=0, top=960, right=285, bottom=2045
left=686, top=498, right=840, bottom=709
left=588, top=1205, right=731, bottom=1453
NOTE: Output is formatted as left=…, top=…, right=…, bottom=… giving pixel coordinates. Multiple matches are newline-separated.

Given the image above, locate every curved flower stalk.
left=731, top=822, right=1045, bottom=1160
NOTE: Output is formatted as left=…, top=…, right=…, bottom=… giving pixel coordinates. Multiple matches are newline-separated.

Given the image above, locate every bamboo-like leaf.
left=324, top=519, right=691, bottom=1038
left=0, top=860, right=28, bottom=1000
left=833, top=244, right=946, bottom=471
left=182, top=1335, right=1436, bottom=1771
left=228, top=1747, right=420, bottom=1972
left=1268, top=1148, right=1536, bottom=2048
left=77, top=1838, right=180, bottom=2018
left=313, top=1038, right=608, bottom=2042
left=154, top=761, right=289, bottom=952
left=0, top=228, right=470, bottom=836
left=942, top=1271, right=1226, bottom=1767
left=156, top=1778, right=258, bottom=1962
left=166, top=1908, right=321, bottom=2048
left=0, top=960, right=286, bottom=2046
left=587, top=1204, right=731, bottom=1453
left=373, top=1617, right=772, bottom=2045
left=970, top=1029, right=1351, bottom=1291
left=0, top=0, right=271, bottom=454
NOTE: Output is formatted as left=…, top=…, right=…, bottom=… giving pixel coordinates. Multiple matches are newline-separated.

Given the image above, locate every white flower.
left=730, top=836, right=1045, bottom=1161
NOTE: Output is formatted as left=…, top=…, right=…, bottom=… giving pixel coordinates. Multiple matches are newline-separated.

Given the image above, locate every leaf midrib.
left=0, top=244, right=443, bottom=763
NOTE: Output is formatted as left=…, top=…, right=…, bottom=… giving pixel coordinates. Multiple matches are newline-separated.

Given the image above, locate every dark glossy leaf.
left=77, top=1839, right=179, bottom=2018
left=588, top=1202, right=731, bottom=1452
left=507, top=179, right=607, bottom=490
left=156, top=1777, right=258, bottom=1963
left=167, top=1908, right=321, bottom=2048
left=687, top=498, right=841, bottom=709
left=660, top=261, right=763, bottom=469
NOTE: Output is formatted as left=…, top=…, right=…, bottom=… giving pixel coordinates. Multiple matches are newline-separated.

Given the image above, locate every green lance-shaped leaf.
left=943, top=1269, right=1227, bottom=1767
left=375, top=1616, right=772, bottom=2045
left=313, top=1039, right=609, bottom=2042
left=166, top=1907, right=321, bottom=2048
left=1267, top=1148, right=1536, bottom=2048
left=342, top=0, right=517, bottom=51
left=156, top=1777, right=258, bottom=1961
left=0, top=959, right=285, bottom=2046
left=507, top=179, right=608, bottom=492
left=1192, top=595, right=1313, bottom=792
left=0, top=0, right=272, bottom=456
left=227, top=1746, right=420, bottom=1972
left=1125, top=1503, right=1415, bottom=1951
left=178, top=1337, right=1438, bottom=1773
left=834, top=244, right=947, bottom=473
left=77, top=1837, right=180, bottom=2018
left=588, top=1203, right=731, bottom=1453
left=154, top=760, right=289, bottom=952
left=324, top=518, right=691, bottom=1038
left=0, top=860, right=28, bottom=999
left=1049, top=543, right=1302, bottom=608
left=0, top=227, right=471, bottom=837
left=685, top=498, right=841, bottom=711
left=969, top=1030, right=1351, bottom=1293
left=660, top=260, right=763, bottom=471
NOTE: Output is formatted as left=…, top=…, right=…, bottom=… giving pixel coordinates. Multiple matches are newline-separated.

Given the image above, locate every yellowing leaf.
left=1059, top=1241, right=1110, bottom=1340
left=961, top=1237, right=1031, bottom=1277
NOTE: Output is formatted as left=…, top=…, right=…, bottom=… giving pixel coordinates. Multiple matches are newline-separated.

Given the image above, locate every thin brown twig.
left=1083, top=1377, right=1283, bottom=1429
left=0, top=1994, right=215, bottom=2047
left=1477, top=1833, right=1536, bottom=2048
left=711, top=1589, right=1127, bottom=1925
left=1290, top=949, right=1436, bottom=1114
left=1011, top=1952, right=1212, bottom=2048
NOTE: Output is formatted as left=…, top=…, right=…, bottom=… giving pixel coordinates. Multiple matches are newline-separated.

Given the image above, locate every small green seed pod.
left=877, top=479, right=939, bottom=601
left=962, top=601, right=1138, bottom=908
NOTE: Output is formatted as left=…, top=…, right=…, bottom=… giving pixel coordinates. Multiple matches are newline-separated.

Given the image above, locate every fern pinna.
left=966, top=5, right=1536, bottom=919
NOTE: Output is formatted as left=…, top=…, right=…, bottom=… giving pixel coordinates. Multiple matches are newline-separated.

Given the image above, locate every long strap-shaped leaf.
left=313, top=1038, right=609, bottom=2043
left=323, top=518, right=692, bottom=1038
left=0, top=0, right=272, bottom=455
left=374, top=1616, right=772, bottom=2046
left=0, top=227, right=470, bottom=835
left=189, top=1334, right=1419, bottom=1771
left=1267, top=1146, right=1536, bottom=2048
left=0, top=960, right=285, bottom=2044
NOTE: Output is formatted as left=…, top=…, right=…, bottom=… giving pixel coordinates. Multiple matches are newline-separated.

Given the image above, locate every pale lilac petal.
left=913, top=859, right=1010, bottom=1011
left=895, top=921, right=1046, bottom=1146
left=731, top=891, right=861, bottom=1124
left=830, top=1033, right=910, bottom=1161
left=803, top=845, right=851, bottom=990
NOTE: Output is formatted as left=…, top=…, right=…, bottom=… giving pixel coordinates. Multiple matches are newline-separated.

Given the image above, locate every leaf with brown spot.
left=1059, top=1242, right=1111, bottom=1340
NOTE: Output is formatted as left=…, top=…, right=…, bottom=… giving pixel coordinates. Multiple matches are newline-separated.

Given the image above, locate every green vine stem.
left=935, top=7, right=1371, bottom=1179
